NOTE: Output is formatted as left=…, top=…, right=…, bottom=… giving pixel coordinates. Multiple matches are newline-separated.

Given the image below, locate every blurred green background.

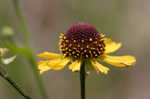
left=0, top=0, right=149, bottom=99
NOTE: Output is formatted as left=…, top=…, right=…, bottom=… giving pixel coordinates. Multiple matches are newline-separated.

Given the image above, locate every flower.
left=37, top=22, right=136, bottom=74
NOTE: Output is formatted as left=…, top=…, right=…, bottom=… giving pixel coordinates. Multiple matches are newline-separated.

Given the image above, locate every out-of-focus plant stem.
left=10, top=0, right=49, bottom=99
left=80, top=61, right=86, bottom=99
left=12, top=0, right=30, bottom=47
left=0, top=69, right=31, bottom=99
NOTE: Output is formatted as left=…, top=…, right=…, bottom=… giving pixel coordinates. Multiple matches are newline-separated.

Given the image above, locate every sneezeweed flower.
left=0, top=48, right=16, bottom=65
left=37, top=22, right=136, bottom=74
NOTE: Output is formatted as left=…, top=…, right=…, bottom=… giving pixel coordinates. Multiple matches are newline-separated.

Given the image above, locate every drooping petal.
left=38, top=58, right=70, bottom=73
left=69, top=60, right=81, bottom=72
left=37, top=52, right=60, bottom=59
left=103, top=55, right=136, bottom=67
left=47, top=58, right=70, bottom=70
left=91, top=60, right=110, bottom=74
left=103, top=38, right=122, bottom=54
left=38, top=61, right=51, bottom=74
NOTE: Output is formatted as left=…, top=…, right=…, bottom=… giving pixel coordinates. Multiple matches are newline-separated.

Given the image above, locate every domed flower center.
left=59, top=22, right=105, bottom=59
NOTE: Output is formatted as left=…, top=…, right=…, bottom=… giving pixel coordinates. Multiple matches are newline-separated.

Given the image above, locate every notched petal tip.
left=91, top=60, right=110, bottom=75
left=37, top=58, right=70, bottom=74
left=37, top=52, right=60, bottom=59
left=103, top=55, right=136, bottom=67
left=104, top=38, right=122, bottom=54
left=38, top=61, right=51, bottom=74
left=97, top=66, right=110, bottom=75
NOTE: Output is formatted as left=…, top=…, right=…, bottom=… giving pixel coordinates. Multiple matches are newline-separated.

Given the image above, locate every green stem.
left=80, top=61, right=86, bottom=99
left=12, top=0, right=30, bottom=47
left=10, top=0, right=49, bottom=99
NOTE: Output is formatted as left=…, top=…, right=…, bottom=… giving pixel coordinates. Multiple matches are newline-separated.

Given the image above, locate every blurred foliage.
left=0, top=0, right=49, bottom=99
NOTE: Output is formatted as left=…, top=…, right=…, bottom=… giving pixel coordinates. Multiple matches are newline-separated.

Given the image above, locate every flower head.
left=37, top=22, right=136, bottom=74
left=60, top=22, right=105, bottom=59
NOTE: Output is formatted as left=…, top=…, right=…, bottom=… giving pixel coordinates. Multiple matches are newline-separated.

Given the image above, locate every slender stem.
left=0, top=72, right=31, bottom=99
left=12, top=0, right=30, bottom=47
left=80, top=61, right=86, bottom=99
left=10, top=0, right=49, bottom=99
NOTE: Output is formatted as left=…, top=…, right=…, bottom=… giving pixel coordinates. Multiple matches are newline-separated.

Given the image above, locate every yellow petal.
left=38, top=61, right=51, bottom=74
left=69, top=60, right=81, bottom=72
left=104, top=38, right=122, bottom=54
left=47, top=58, right=70, bottom=70
left=91, top=60, right=110, bottom=74
left=103, top=55, right=136, bottom=67
left=37, top=58, right=70, bottom=74
left=37, top=52, right=60, bottom=59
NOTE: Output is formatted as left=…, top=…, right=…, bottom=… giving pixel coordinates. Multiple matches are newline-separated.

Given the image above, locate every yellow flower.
left=37, top=22, right=136, bottom=74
